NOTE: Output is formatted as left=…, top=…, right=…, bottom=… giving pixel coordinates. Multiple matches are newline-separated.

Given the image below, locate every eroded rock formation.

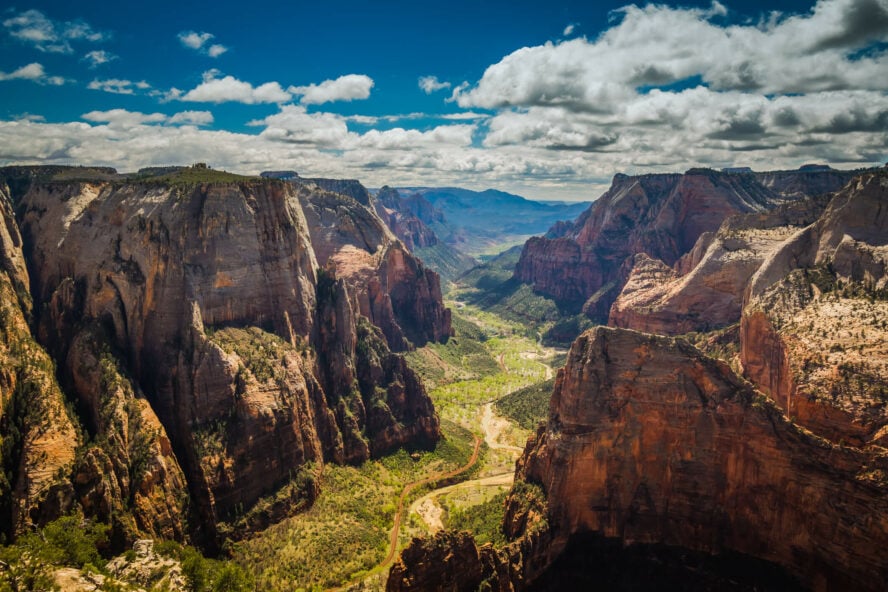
left=390, top=326, right=888, bottom=591
left=516, top=168, right=858, bottom=319
left=0, top=166, right=446, bottom=546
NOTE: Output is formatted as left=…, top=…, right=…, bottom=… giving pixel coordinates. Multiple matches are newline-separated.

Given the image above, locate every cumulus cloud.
left=88, top=78, right=151, bottom=95
left=418, top=75, right=451, bottom=94
left=1, top=0, right=885, bottom=202
left=3, top=9, right=106, bottom=53
left=82, top=50, right=117, bottom=68
left=0, top=63, right=65, bottom=85
left=178, top=30, right=228, bottom=57
left=178, top=70, right=290, bottom=104
left=457, top=0, right=888, bottom=110
left=289, top=74, right=374, bottom=105
left=168, top=110, right=215, bottom=126
left=81, top=108, right=213, bottom=128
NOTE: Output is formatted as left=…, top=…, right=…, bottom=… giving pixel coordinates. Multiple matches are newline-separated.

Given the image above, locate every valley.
left=1, top=163, right=886, bottom=592
left=227, top=302, right=559, bottom=591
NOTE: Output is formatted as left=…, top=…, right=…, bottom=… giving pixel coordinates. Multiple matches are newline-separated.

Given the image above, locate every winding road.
left=329, top=434, right=482, bottom=591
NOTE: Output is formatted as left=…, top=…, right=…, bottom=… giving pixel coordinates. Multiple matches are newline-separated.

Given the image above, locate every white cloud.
left=88, top=78, right=152, bottom=95
left=81, top=108, right=213, bottom=129
left=289, top=74, right=374, bottom=105
left=0, top=63, right=66, bottom=85
left=3, top=9, right=106, bottom=53
left=250, top=105, right=353, bottom=146
left=562, top=23, right=576, bottom=36
left=0, top=0, right=885, bottom=203
left=83, top=50, right=117, bottom=68
left=178, top=31, right=228, bottom=57
left=168, top=110, right=215, bottom=126
left=418, top=75, right=451, bottom=94
left=178, top=71, right=291, bottom=104
left=457, top=0, right=888, bottom=111
left=179, top=31, right=213, bottom=50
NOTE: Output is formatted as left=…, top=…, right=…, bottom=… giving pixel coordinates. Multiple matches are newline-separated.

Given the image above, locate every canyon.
left=389, top=168, right=888, bottom=591
left=2, top=162, right=886, bottom=592
left=0, top=165, right=448, bottom=549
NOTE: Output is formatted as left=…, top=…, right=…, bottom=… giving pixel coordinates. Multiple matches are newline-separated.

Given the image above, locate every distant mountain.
left=514, top=166, right=864, bottom=320
left=395, top=187, right=590, bottom=258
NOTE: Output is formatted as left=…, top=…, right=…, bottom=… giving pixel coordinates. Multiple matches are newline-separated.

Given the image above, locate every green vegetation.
left=450, top=248, right=587, bottom=345
left=0, top=513, right=108, bottom=591
left=232, top=422, right=476, bottom=590
left=127, top=165, right=259, bottom=188
left=404, top=315, right=500, bottom=387
left=155, top=541, right=254, bottom=592
left=414, top=244, right=477, bottom=283
left=495, top=379, right=555, bottom=431
left=210, top=326, right=300, bottom=385
left=445, top=492, right=508, bottom=547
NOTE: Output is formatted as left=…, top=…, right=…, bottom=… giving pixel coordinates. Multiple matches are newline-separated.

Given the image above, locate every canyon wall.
left=0, top=166, right=447, bottom=546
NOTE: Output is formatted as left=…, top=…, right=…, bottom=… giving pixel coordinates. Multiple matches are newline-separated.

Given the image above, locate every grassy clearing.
left=231, top=422, right=475, bottom=591
left=445, top=491, right=509, bottom=547
left=495, top=378, right=555, bottom=431
left=404, top=315, right=499, bottom=388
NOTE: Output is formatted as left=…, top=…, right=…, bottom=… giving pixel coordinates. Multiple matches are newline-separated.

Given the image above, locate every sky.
left=0, top=0, right=886, bottom=201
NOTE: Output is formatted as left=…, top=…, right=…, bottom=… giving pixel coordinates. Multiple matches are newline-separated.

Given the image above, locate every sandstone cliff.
left=374, top=186, right=440, bottom=251
left=609, top=194, right=828, bottom=335
left=0, top=166, right=446, bottom=547
left=741, top=170, right=888, bottom=447
left=516, top=168, right=858, bottom=320
left=297, top=182, right=452, bottom=349
left=390, top=326, right=888, bottom=591
left=609, top=169, right=888, bottom=447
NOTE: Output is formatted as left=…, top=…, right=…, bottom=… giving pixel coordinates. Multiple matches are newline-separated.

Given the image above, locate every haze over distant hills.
left=390, top=186, right=589, bottom=258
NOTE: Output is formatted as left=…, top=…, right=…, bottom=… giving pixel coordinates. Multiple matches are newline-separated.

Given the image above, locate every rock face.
left=609, top=195, right=827, bottom=335
left=296, top=182, right=452, bottom=349
left=516, top=168, right=859, bottom=319
left=610, top=170, right=888, bottom=448
left=0, top=166, right=446, bottom=546
left=373, top=186, right=440, bottom=251
left=519, top=326, right=888, bottom=592
left=392, top=327, right=888, bottom=591
left=741, top=170, right=888, bottom=447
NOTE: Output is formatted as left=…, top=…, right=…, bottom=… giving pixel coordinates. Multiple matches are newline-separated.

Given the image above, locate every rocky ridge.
left=611, top=169, right=888, bottom=448
left=389, top=327, right=888, bottom=591
left=516, top=168, right=860, bottom=320
left=390, top=168, right=888, bottom=592
left=0, top=166, right=447, bottom=548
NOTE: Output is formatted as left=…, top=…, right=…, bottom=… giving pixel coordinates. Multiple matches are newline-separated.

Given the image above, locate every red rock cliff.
left=514, top=326, right=888, bottom=591
left=0, top=167, right=445, bottom=546
left=516, top=168, right=857, bottom=319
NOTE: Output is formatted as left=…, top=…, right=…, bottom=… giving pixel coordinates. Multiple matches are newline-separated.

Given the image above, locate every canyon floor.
left=227, top=301, right=560, bottom=591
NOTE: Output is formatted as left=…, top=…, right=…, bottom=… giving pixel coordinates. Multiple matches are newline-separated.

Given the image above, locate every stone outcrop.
left=516, top=168, right=859, bottom=319
left=741, top=170, right=888, bottom=447
left=609, top=195, right=827, bottom=335
left=0, top=166, right=445, bottom=546
left=607, top=169, right=888, bottom=448
left=373, top=186, right=440, bottom=251
left=517, top=327, right=888, bottom=591
left=297, top=183, right=451, bottom=349
left=392, top=326, right=888, bottom=591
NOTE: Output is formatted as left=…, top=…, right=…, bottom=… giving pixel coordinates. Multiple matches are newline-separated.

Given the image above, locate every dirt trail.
left=411, top=403, right=523, bottom=533
left=410, top=472, right=515, bottom=532
left=330, top=435, right=482, bottom=591
left=481, top=403, right=524, bottom=454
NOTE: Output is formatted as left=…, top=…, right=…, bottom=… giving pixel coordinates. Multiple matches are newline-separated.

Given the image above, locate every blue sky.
left=1, top=0, right=886, bottom=200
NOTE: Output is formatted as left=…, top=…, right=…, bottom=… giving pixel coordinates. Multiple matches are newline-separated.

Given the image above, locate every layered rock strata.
left=0, top=167, right=446, bottom=544
left=390, top=326, right=888, bottom=591
left=516, top=168, right=858, bottom=319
